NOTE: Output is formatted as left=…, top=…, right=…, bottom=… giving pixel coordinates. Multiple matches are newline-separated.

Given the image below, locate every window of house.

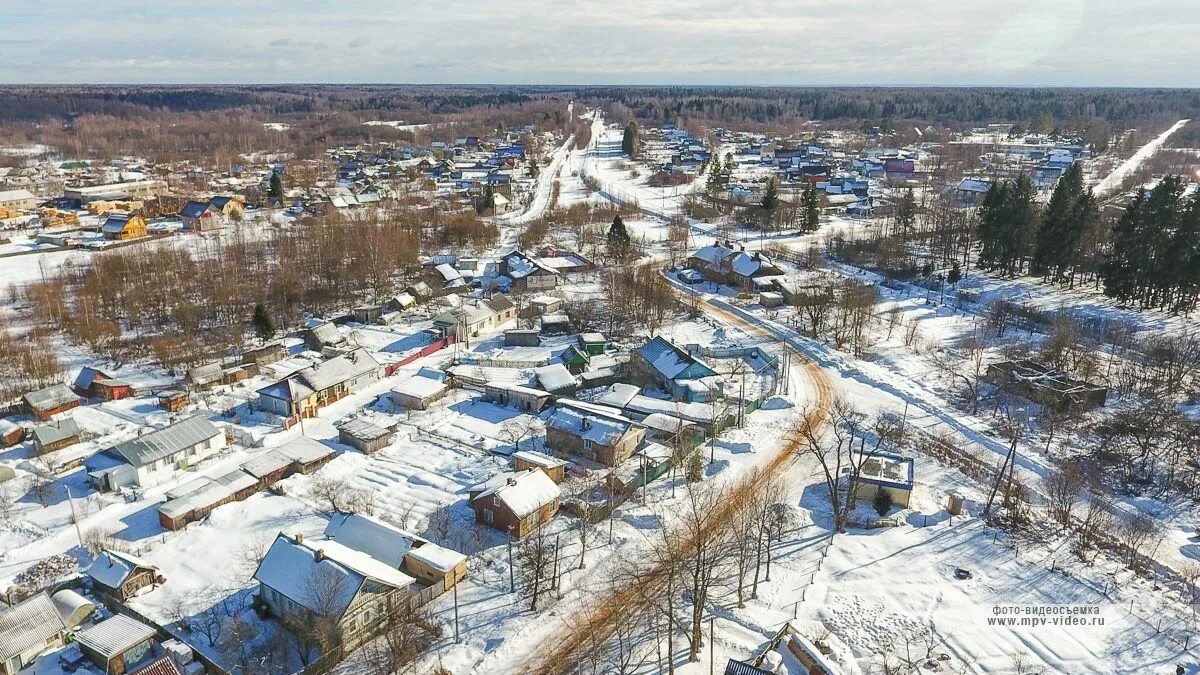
left=583, top=439, right=592, bottom=451
left=483, top=508, right=494, bottom=523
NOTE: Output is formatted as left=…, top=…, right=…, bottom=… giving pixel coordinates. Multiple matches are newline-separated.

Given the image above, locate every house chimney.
left=507, top=477, right=517, bottom=486
left=295, top=533, right=304, bottom=544
left=315, top=549, right=326, bottom=562
left=581, top=418, right=591, bottom=431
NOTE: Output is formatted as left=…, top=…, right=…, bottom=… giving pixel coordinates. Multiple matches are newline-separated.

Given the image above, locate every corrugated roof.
left=23, top=383, right=79, bottom=412
left=32, top=417, right=80, bottom=447
left=0, top=592, right=65, bottom=661
left=74, top=613, right=158, bottom=658
left=108, top=416, right=222, bottom=467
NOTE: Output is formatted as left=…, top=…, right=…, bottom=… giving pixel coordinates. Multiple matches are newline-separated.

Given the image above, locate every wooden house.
left=688, top=244, right=782, bottom=290
left=633, top=336, right=721, bottom=403
left=578, top=332, right=607, bottom=356
left=100, top=213, right=148, bottom=241
left=179, top=200, right=222, bottom=232
left=546, top=401, right=645, bottom=467
left=73, top=367, right=112, bottom=398
left=74, top=614, right=160, bottom=675
left=31, top=418, right=81, bottom=454
left=87, top=550, right=162, bottom=602
left=0, top=418, right=24, bottom=448
left=468, top=469, right=561, bottom=538
left=339, top=418, right=395, bottom=454
left=513, top=450, right=568, bottom=483
left=499, top=250, right=559, bottom=292
left=84, top=416, right=227, bottom=491
left=254, top=533, right=416, bottom=652
left=156, top=390, right=189, bottom=412
left=23, top=384, right=80, bottom=421
left=243, top=342, right=286, bottom=367
left=93, top=378, right=134, bottom=402
left=186, top=363, right=223, bottom=390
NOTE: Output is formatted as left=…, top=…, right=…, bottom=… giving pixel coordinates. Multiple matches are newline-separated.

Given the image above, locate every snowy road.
left=1094, top=118, right=1190, bottom=198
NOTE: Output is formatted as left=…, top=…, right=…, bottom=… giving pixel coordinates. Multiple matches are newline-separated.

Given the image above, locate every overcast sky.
left=1, top=0, right=1195, bottom=86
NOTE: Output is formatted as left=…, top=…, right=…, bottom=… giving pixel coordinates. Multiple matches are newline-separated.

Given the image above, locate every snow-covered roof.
left=107, top=415, right=221, bottom=468
left=307, top=321, right=345, bottom=346
left=23, top=383, right=78, bottom=412
left=276, top=436, right=335, bottom=465
left=547, top=402, right=639, bottom=447
left=240, top=450, right=293, bottom=479
left=0, top=592, right=65, bottom=661
left=339, top=418, right=392, bottom=442
left=50, top=589, right=95, bottom=628
left=474, top=469, right=561, bottom=519
left=434, top=263, right=462, bottom=283
left=74, top=613, right=157, bottom=658
left=254, top=534, right=415, bottom=620
left=32, top=417, right=80, bottom=447
left=391, top=374, right=449, bottom=400
left=324, top=512, right=419, bottom=569
left=637, top=336, right=712, bottom=380
left=597, top=383, right=640, bottom=408
left=513, top=449, right=567, bottom=469
left=300, top=349, right=380, bottom=392
left=87, top=549, right=156, bottom=589
left=535, top=363, right=576, bottom=392
left=405, top=542, right=467, bottom=573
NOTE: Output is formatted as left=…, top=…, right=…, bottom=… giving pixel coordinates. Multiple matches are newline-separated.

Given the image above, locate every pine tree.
left=268, top=171, right=284, bottom=204
left=1103, top=189, right=1147, bottom=303
left=947, top=261, right=962, bottom=285
left=803, top=182, right=821, bottom=231
left=761, top=179, right=779, bottom=211
left=621, top=122, right=639, bottom=157
left=607, top=215, right=632, bottom=259
left=706, top=155, right=723, bottom=194
left=1032, top=163, right=1084, bottom=282
left=252, top=302, right=275, bottom=341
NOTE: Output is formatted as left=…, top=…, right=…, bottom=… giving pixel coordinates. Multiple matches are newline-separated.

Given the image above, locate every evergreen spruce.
left=894, top=188, right=917, bottom=243
left=803, top=182, right=821, bottom=231
left=268, top=171, right=284, bottom=204
left=607, top=215, right=632, bottom=258
left=621, top=122, right=639, bottom=157
left=252, top=302, right=275, bottom=341
left=761, top=178, right=779, bottom=211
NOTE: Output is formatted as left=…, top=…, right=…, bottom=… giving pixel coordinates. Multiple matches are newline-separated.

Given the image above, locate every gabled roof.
left=32, top=417, right=80, bottom=447
left=0, top=592, right=65, bottom=661
left=74, top=613, right=157, bottom=659
left=254, top=533, right=415, bottom=621
left=23, top=383, right=79, bottom=412
left=324, top=512, right=419, bottom=569
left=473, top=469, right=560, bottom=519
left=87, top=549, right=157, bottom=589
left=74, top=366, right=111, bottom=391
left=102, top=213, right=139, bottom=233
left=636, top=336, right=716, bottom=380
left=306, top=322, right=345, bottom=347
left=547, top=401, right=640, bottom=447
left=179, top=200, right=216, bottom=218
left=106, top=416, right=222, bottom=467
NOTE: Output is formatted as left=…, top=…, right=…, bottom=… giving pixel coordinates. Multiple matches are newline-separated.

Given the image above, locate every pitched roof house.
left=87, top=550, right=162, bottom=601
left=633, top=336, right=721, bottom=402
left=84, top=416, right=228, bottom=491
left=254, top=532, right=416, bottom=651
left=688, top=245, right=783, bottom=289
left=0, top=592, right=67, bottom=674
left=324, top=512, right=467, bottom=589
left=468, top=469, right=561, bottom=537
left=546, top=401, right=646, bottom=466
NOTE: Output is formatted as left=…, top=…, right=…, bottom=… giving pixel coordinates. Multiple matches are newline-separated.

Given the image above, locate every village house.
left=238, top=436, right=336, bottom=490
left=433, top=295, right=517, bottom=342
left=87, top=550, right=163, bottom=602
left=504, top=329, right=541, bottom=347
left=482, top=381, right=552, bottom=413
left=389, top=369, right=450, bottom=410
left=324, top=512, right=468, bottom=590
left=0, top=592, right=67, bottom=675
left=499, top=249, right=559, bottom=292
left=243, top=342, right=287, bottom=367
left=253, top=532, right=416, bottom=652
left=179, top=200, right=223, bottom=232
left=185, top=362, right=223, bottom=391
left=101, top=213, right=148, bottom=241
left=535, top=363, right=578, bottom=395
left=546, top=401, right=646, bottom=466
left=303, top=321, right=347, bottom=352
left=468, top=469, right=561, bottom=538
left=31, top=417, right=81, bottom=454
left=22, top=383, right=81, bottom=421
left=256, top=348, right=382, bottom=420
left=84, top=415, right=228, bottom=491
left=633, top=336, right=722, bottom=403
left=688, top=244, right=783, bottom=290
left=338, top=418, right=395, bottom=454
left=73, top=613, right=163, bottom=675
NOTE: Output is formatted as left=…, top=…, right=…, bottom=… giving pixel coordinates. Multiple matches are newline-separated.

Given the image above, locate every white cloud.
left=0, top=0, right=1195, bottom=85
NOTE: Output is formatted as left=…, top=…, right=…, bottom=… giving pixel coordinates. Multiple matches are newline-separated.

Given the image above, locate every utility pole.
left=709, top=617, right=715, bottom=675
left=453, top=581, right=461, bottom=642
left=66, top=485, right=83, bottom=547
left=507, top=530, right=515, bottom=593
